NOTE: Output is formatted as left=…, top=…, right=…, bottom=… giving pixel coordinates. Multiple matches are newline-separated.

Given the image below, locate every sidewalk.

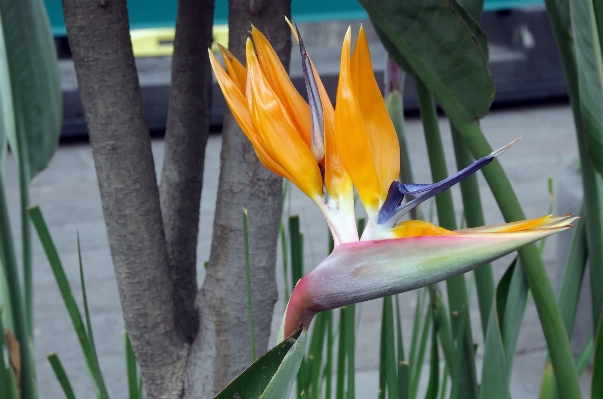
left=4, top=103, right=591, bottom=398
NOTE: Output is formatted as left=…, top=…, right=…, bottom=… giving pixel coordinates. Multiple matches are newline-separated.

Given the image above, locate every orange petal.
left=217, top=43, right=247, bottom=93
left=390, top=220, right=455, bottom=238
left=286, top=18, right=352, bottom=197
left=246, top=40, right=323, bottom=198
left=351, top=26, right=400, bottom=197
left=209, top=49, right=289, bottom=179
left=457, top=215, right=577, bottom=234
left=334, top=28, right=381, bottom=211
left=251, top=27, right=312, bottom=148
left=310, top=57, right=351, bottom=198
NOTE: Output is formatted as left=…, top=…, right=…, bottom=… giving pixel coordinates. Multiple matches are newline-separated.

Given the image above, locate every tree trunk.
left=62, top=1, right=188, bottom=397
left=183, top=0, right=291, bottom=396
left=159, top=0, right=215, bottom=345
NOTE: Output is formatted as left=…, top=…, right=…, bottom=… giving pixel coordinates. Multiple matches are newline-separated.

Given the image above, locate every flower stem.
left=452, top=118, right=582, bottom=399
left=451, top=125, right=495, bottom=339
left=416, top=78, right=478, bottom=398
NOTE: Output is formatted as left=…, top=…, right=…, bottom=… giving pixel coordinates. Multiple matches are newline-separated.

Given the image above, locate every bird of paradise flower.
left=209, top=22, right=575, bottom=340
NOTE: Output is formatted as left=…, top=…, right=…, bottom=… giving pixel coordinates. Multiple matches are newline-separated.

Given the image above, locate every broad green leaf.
left=360, top=0, right=493, bottom=125
left=215, top=328, right=305, bottom=399
left=448, top=0, right=488, bottom=58
left=454, top=0, right=484, bottom=21
left=571, top=0, right=603, bottom=177
left=0, top=0, right=61, bottom=178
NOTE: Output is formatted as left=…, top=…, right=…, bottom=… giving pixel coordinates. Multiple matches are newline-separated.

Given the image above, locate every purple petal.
left=378, top=138, right=522, bottom=225
left=378, top=181, right=405, bottom=224
left=294, top=21, right=324, bottom=161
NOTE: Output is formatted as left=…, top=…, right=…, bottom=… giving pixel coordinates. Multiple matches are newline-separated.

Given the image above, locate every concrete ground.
left=4, top=102, right=593, bottom=398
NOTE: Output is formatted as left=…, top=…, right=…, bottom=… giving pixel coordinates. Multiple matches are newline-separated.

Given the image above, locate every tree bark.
left=183, top=0, right=291, bottom=396
left=62, top=1, right=187, bottom=397
left=159, top=0, right=215, bottom=345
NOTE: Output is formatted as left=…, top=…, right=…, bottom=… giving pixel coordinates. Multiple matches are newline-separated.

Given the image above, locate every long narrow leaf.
left=424, top=321, right=439, bottom=399
left=124, top=332, right=140, bottom=399
left=395, top=296, right=409, bottom=399
left=27, top=206, right=101, bottom=396
left=243, top=209, right=256, bottom=362
left=571, top=0, right=603, bottom=177
left=77, top=235, right=109, bottom=399
left=0, top=308, right=19, bottom=399
left=47, top=354, right=77, bottom=399
left=592, top=310, right=603, bottom=398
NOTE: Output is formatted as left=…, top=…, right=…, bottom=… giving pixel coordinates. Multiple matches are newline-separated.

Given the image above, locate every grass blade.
left=124, top=332, right=141, bottom=399
left=592, top=310, right=603, bottom=398
left=424, top=321, right=439, bottom=399
left=47, top=354, right=77, bottom=399
left=336, top=307, right=347, bottom=399
left=346, top=304, right=356, bottom=399
left=395, top=296, right=409, bottom=399
left=77, top=234, right=109, bottom=399
left=243, top=209, right=256, bottom=361
left=28, top=206, right=103, bottom=397
left=410, top=306, right=432, bottom=399
left=0, top=308, right=19, bottom=399
left=324, top=310, right=333, bottom=399
left=381, top=296, right=399, bottom=399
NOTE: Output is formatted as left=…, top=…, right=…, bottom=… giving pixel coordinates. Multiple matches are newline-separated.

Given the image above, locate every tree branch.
left=62, top=1, right=187, bottom=397
left=184, top=0, right=291, bottom=396
left=159, top=0, right=215, bottom=344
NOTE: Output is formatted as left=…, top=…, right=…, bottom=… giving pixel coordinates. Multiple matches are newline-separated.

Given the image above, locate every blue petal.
left=378, top=181, right=405, bottom=224
left=294, top=21, right=324, bottom=161
left=378, top=138, right=521, bottom=225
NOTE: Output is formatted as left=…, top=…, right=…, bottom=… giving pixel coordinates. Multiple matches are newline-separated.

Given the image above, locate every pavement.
left=3, top=100, right=595, bottom=398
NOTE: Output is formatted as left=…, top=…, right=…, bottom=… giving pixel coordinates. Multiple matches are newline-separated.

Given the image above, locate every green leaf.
left=124, top=332, right=141, bottom=399
left=431, top=288, right=454, bottom=376
left=424, top=320, right=440, bottom=399
left=359, top=0, right=493, bottom=124
left=0, top=308, right=19, bottom=399
left=77, top=235, right=109, bottom=399
left=592, top=310, right=603, bottom=399
left=28, top=206, right=104, bottom=398
left=47, top=354, right=77, bottom=399
left=454, top=0, right=484, bottom=21
left=571, top=0, right=603, bottom=177
left=0, top=16, right=13, bottom=172
left=215, top=328, right=306, bottom=399
left=0, top=0, right=62, bottom=178
left=448, top=0, right=488, bottom=58
left=480, top=257, right=530, bottom=399
left=380, top=296, right=399, bottom=399
left=243, top=209, right=256, bottom=362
